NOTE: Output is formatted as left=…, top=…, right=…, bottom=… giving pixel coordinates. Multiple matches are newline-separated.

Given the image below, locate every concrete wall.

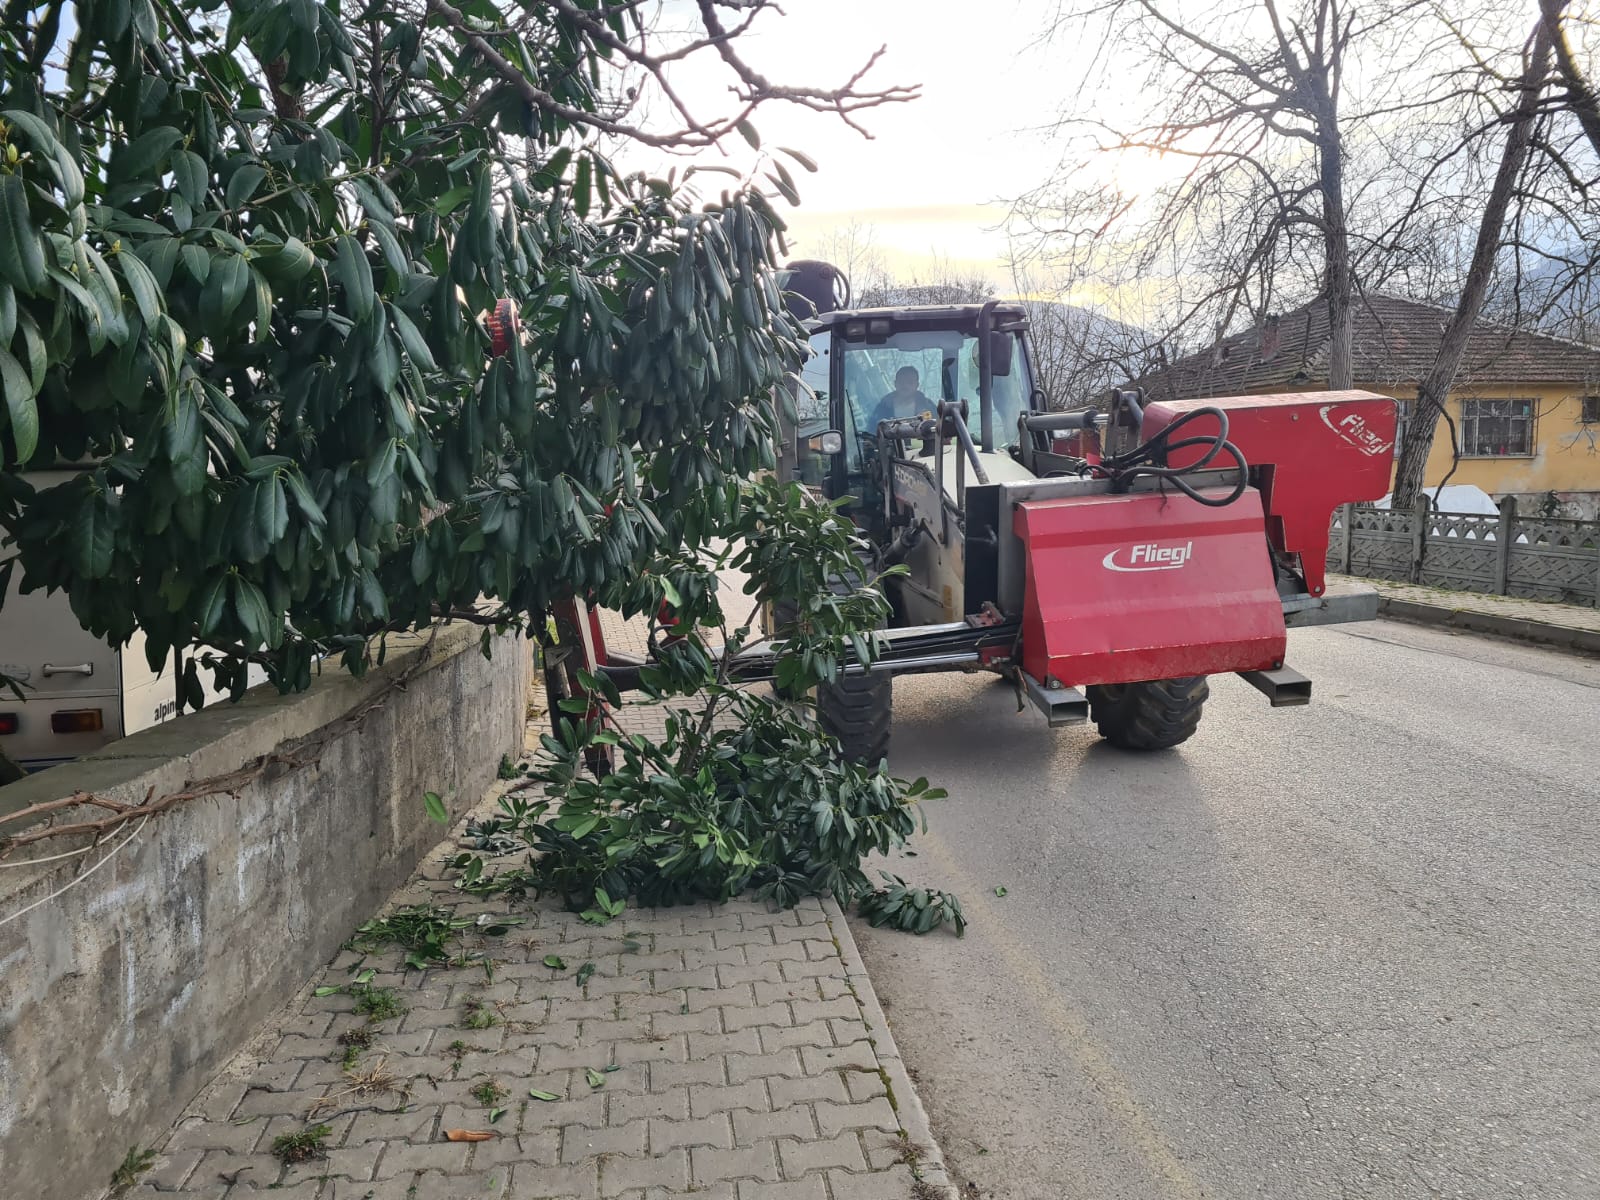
left=0, top=623, right=532, bottom=1200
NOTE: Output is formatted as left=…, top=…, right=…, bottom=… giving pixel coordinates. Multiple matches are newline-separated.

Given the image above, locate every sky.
left=625, top=0, right=1104, bottom=291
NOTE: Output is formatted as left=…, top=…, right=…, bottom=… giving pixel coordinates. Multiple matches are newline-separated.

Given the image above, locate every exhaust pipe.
left=1238, top=665, right=1312, bottom=707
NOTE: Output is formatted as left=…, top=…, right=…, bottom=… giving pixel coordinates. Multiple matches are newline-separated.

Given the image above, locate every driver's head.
left=894, top=366, right=920, bottom=397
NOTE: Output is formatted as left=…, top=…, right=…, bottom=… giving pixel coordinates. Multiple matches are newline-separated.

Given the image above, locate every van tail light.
left=50, top=709, right=104, bottom=734
left=0, top=713, right=17, bottom=735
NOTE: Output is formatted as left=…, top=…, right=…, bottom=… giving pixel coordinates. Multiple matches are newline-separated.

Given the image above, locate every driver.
left=869, top=365, right=933, bottom=431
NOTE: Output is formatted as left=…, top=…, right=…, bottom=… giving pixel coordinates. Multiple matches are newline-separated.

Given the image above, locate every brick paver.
left=130, top=599, right=952, bottom=1199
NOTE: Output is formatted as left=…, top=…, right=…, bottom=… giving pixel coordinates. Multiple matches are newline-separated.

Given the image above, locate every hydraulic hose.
left=1093, top=405, right=1249, bottom=508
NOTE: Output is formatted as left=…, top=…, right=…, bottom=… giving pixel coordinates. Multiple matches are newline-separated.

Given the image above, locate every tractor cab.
left=783, top=302, right=1042, bottom=541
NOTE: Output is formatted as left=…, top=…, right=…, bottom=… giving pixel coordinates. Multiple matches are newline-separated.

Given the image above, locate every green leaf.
left=313, top=985, right=342, bottom=997
left=584, top=1067, right=604, bottom=1089
left=994, top=886, right=1008, bottom=897
left=232, top=575, right=275, bottom=648
left=335, top=235, right=374, bottom=319
left=573, top=154, right=592, bottom=219
left=202, top=253, right=250, bottom=323
left=181, top=242, right=210, bottom=284
left=117, top=248, right=163, bottom=326
left=172, top=150, right=208, bottom=207
left=575, top=961, right=596, bottom=987
left=284, top=469, right=327, bottom=526
left=369, top=221, right=409, bottom=277
left=542, top=955, right=566, bottom=970
left=225, top=163, right=268, bottom=208
left=0, top=347, right=39, bottom=462
left=389, top=305, right=436, bottom=372
left=778, top=146, right=819, bottom=173
left=423, top=791, right=448, bottom=823
left=0, top=110, right=84, bottom=205
left=114, top=125, right=183, bottom=182
left=71, top=498, right=115, bottom=578
left=528, top=1089, right=559, bottom=1102
left=488, top=1107, right=505, bottom=1123
left=166, top=391, right=206, bottom=494
left=196, top=574, right=228, bottom=635
left=366, top=438, right=397, bottom=489
left=255, top=236, right=314, bottom=282
left=0, top=173, right=46, bottom=293
left=736, top=119, right=761, bottom=150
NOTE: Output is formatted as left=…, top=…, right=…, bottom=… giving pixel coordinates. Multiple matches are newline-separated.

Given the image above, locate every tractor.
left=553, top=263, right=1399, bottom=765
left=754, top=261, right=1398, bottom=762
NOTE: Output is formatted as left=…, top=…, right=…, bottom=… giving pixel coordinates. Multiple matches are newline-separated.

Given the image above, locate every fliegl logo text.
left=1101, top=541, right=1195, bottom=572
left=1319, top=405, right=1393, bottom=457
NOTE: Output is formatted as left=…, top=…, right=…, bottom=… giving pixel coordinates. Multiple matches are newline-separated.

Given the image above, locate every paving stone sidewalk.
left=1332, top=572, right=1600, bottom=650
left=130, top=606, right=952, bottom=1200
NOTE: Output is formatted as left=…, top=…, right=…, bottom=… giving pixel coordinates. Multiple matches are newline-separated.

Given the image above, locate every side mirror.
left=807, top=430, right=845, bottom=455
left=988, top=331, right=1014, bottom=377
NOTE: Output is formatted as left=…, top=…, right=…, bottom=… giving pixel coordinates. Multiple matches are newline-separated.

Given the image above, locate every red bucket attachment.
left=1014, top=486, right=1287, bottom=688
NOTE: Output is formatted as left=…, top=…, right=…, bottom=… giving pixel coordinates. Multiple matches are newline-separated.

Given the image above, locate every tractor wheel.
left=1085, top=676, right=1209, bottom=750
left=818, top=668, right=893, bottom=766
left=764, top=599, right=807, bottom=700
left=542, top=645, right=613, bottom=777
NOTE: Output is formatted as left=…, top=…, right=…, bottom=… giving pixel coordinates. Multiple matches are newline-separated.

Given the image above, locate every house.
left=1134, top=293, right=1600, bottom=518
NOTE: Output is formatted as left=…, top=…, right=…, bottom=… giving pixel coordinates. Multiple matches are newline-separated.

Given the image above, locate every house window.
left=1582, top=396, right=1600, bottom=424
left=1459, top=398, right=1535, bottom=457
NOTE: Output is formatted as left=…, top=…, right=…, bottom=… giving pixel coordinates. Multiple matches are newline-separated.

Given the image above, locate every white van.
left=0, top=470, right=264, bottom=774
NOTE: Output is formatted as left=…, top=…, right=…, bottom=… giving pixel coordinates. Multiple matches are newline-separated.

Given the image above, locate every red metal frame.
left=1140, top=390, right=1398, bottom=597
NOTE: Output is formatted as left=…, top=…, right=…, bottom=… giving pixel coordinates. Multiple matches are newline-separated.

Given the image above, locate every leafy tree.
left=0, top=0, right=910, bottom=702
left=447, top=477, right=962, bottom=934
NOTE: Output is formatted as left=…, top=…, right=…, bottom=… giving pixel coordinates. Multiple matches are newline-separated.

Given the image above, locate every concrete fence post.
left=1339, top=503, right=1354, bottom=575
left=1494, top=495, right=1516, bottom=596
left=1410, top=493, right=1430, bottom=584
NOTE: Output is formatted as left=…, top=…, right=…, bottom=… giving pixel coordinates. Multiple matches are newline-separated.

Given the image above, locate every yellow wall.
left=1362, top=381, right=1600, bottom=496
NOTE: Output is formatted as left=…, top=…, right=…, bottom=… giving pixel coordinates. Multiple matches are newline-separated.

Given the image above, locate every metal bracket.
left=1020, top=673, right=1088, bottom=727
left=1238, top=666, right=1312, bottom=707
left=1281, top=580, right=1380, bottom=628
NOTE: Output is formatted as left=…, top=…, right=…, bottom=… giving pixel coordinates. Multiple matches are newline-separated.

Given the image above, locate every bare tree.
left=1391, top=18, right=1560, bottom=506
left=1018, top=0, right=1446, bottom=389
left=808, top=221, right=895, bottom=306
left=1541, top=0, right=1600, bottom=160
left=1011, top=269, right=1159, bottom=408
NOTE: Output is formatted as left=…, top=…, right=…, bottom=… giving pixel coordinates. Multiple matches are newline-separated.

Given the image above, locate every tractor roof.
left=807, top=301, right=1029, bottom=333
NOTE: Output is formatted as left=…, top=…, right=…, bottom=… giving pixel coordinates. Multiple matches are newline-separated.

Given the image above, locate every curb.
left=1378, top=596, right=1600, bottom=657
left=823, top=896, right=958, bottom=1198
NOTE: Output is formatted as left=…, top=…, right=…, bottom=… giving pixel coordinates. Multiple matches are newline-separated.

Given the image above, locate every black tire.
left=818, top=668, right=893, bottom=766
left=764, top=599, right=807, bottom=700
left=542, top=646, right=613, bottom=777
left=779, top=555, right=892, bottom=764
left=1085, top=676, right=1209, bottom=750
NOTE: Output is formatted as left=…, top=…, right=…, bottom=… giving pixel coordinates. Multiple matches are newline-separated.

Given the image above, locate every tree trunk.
left=1539, top=1, right=1600, bottom=160
left=1390, top=23, right=1553, bottom=509
left=1320, top=124, right=1354, bottom=391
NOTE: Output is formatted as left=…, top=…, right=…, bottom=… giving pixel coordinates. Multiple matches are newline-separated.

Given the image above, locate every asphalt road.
left=849, top=620, right=1600, bottom=1200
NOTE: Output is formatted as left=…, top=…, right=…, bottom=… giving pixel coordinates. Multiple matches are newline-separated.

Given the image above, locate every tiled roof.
left=1136, top=293, right=1600, bottom=399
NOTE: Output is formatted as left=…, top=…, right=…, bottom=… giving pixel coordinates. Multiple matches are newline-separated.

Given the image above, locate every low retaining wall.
left=0, top=623, right=532, bottom=1200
